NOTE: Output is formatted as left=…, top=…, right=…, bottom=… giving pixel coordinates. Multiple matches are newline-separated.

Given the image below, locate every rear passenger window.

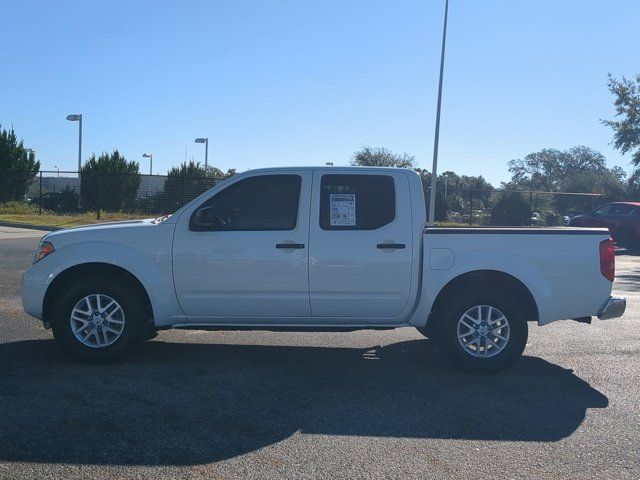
left=609, top=204, right=634, bottom=215
left=320, top=174, right=395, bottom=230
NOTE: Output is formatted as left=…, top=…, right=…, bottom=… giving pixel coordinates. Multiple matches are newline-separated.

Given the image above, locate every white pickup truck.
left=22, top=166, right=626, bottom=372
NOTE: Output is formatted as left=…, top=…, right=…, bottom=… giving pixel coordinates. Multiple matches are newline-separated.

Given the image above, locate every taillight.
left=599, top=238, right=615, bottom=282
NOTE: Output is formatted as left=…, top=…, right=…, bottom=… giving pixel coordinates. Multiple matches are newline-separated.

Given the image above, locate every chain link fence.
left=0, top=169, right=636, bottom=226
left=13, top=170, right=226, bottom=218
left=423, top=186, right=628, bottom=226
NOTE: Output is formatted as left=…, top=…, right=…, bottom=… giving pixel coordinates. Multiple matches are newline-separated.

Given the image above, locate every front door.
left=308, top=171, right=413, bottom=320
left=173, top=172, right=311, bottom=321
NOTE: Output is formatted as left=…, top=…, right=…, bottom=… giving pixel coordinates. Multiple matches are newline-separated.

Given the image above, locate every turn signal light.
left=34, top=241, right=55, bottom=263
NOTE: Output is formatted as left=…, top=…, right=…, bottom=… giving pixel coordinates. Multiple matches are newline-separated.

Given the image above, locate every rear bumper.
left=597, top=296, right=626, bottom=320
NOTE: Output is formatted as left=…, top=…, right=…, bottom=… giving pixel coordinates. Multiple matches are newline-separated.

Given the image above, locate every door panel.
left=173, top=172, right=312, bottom=320
left=308, top=171, right=413, bottom=319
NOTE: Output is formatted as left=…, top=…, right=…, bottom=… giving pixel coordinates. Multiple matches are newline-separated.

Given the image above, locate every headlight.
left=34, top=241, right=55, bottom=263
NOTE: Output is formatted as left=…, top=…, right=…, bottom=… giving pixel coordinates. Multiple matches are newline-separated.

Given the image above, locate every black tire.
left=437, top=289, right=528, bottom=374
left=51, top=277, right=147, bottom=364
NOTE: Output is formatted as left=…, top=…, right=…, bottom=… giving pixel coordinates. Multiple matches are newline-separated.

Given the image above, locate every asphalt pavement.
left=0, top=226, right=638, bottom=479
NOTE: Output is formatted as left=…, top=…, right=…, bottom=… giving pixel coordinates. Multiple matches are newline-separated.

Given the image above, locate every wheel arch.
left=427, top=269, right=539, bottom=330
left=42, top=262, right=154, bottom=328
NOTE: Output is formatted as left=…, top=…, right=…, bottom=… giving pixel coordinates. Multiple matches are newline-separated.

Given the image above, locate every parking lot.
left=0, top=226, right=638, bottom=479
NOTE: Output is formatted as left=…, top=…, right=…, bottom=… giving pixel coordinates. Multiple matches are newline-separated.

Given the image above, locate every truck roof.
left=243, top=166, right=417, bottom=174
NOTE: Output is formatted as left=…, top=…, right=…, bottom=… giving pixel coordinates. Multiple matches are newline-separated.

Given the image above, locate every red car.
left=568, top=201, right=640, bottom=247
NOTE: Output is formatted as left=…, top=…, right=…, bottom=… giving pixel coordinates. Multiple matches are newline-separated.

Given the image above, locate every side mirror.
left=191, top=207, right=222, bottom=230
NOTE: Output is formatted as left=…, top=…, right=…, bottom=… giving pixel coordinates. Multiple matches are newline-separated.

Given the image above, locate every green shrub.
left=58, top=186, right=79, bottom=212
left=0, top=201, right=40, bottom=215
left=489, top=192, right=530, bottom=226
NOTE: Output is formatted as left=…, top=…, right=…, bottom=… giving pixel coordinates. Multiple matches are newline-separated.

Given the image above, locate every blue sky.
left=2, top=0, right=638, bottom=185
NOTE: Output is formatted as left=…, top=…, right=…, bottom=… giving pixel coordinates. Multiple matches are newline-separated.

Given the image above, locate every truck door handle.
left=377, top=243, right=406, bottom=249
left=276, top=243, right=305, bottom=249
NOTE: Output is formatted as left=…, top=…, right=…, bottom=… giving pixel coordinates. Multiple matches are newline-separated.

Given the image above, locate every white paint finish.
left=172, top=171, right=312, bottom=320
left=20, top=166, right=620, bottom=333
left=308, top=170, right=414, bottom=319
left=21, top=280, right=45, bottom=319
left=410, top=231, right=613, bottom=327
left=21, top=220, right=183, bottom=327
left=429, top=248, right=454, bottom=270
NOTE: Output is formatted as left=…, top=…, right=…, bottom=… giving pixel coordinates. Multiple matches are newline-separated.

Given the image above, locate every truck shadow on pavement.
left=0, top=338, right=608, bottom=466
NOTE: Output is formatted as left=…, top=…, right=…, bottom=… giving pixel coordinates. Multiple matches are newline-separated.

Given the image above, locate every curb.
left=0, top=221, right=63, bottom=232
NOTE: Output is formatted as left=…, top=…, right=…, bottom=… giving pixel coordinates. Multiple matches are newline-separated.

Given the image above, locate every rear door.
left=308, top=171, right=413, bottom=319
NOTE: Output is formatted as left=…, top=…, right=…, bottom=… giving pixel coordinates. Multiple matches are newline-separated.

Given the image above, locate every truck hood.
left=42, top=217, right=172, bottom=247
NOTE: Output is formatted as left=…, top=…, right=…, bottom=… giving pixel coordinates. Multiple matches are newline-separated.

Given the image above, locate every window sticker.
left=330, top=193, right=356, bottom=226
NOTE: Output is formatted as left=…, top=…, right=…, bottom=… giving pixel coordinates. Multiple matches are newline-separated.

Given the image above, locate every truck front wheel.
left=51, top=278, right=146, bottom=364
left=438, top=291, right=528, bottom=374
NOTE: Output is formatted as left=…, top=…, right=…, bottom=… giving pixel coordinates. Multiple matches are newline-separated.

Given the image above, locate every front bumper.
left=22, top=273, right=47, bottom=321
left=597, top=296, right=626, bottom=320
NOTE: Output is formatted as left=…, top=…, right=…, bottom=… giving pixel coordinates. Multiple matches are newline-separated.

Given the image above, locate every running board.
left=170, top=325, right=396, bottom=333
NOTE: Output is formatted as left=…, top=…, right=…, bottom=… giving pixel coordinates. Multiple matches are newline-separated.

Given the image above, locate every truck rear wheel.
left=51, top=278, right=146, bottom=364
left=438, top=290, right=528, bottom=374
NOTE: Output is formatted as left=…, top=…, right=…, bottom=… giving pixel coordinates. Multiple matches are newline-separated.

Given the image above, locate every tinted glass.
left=191, top=175, right=301, bottom=231
left=609, top=204, right=634, bottom=215
left=594, top=205, right=610, bottom=215
left=320, top=174, right=395, bottom=230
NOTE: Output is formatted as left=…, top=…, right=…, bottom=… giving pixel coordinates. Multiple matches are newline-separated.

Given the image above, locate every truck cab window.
left=320, top=174, right=395, bottom=230
left=190, top=174, right=301, bottom=231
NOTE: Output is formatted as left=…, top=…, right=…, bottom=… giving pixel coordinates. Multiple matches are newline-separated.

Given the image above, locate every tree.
left=506, top=146, right=626, bottom=216
left=437, top=170, right=494, bottom=213
left=414, top=168, right=494, bottom=222
left=490, top=192, right=530, bottom=226
left=162, top=161, right=235, bottom=211
left=80, top=150, right=141, bottom=211
left=58, top=186, right=79, bottom=212
left=602, top=73, right=640, bottom=165
left=350, top=146, right=416, bottom=168
left=434, top=190, right=448, bottom=222
left=0, top=125, right=40, bottom=202
left=627, top=169, right=640, bottom=198
left=507, top=146, right=624, bottom=193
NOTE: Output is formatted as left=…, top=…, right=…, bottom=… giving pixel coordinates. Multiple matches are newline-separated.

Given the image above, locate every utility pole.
left=428, top=0, right=449, bottom=226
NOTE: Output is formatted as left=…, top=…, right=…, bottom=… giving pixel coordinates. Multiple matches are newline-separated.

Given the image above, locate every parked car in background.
left=29, top=187, right=79, bottom=212
left=567, top=202, right=640, bottom=247
left=30, top=192, right=63, bottom=211
left=530, top=212, right=542, bottom=226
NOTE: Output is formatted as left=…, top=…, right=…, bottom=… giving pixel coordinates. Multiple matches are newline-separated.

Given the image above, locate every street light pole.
left=428, top=0, right=449, bottom=226
left=194, top=138, right=209, bottom=170
left=66, top=114, right=83, bottom=173
left=142, top=153, right=153, bottom=175
left=78, top=115, right=82, bottom=172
